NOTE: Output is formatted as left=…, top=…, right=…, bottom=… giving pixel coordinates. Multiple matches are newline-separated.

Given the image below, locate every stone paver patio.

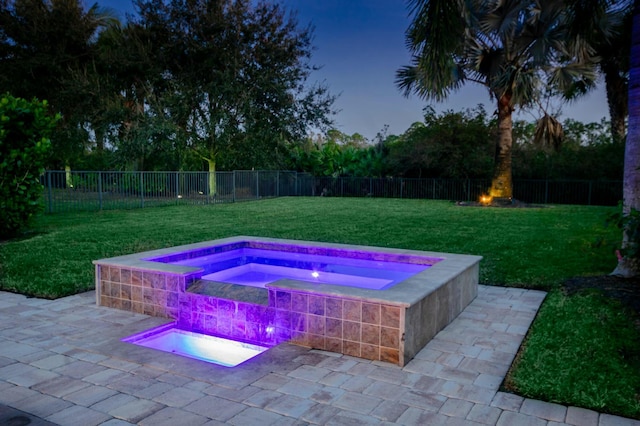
left=0, top=285, right=638, bottom=425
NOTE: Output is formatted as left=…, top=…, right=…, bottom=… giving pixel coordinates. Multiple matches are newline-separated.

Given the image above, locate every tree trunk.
left=489, top=94, right=514, bottom=201
left=207, top=158, right=216, bottom=196
left=64, top=163, right=73, bottom=188
left=603, top=61, right=628, bottom=144
left=612, top=0, right=640, bottom=277
left=95, top=126, right=105, bottom=154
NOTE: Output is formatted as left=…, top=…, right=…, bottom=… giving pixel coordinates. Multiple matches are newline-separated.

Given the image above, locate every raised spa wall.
left=94, top=236, right=481, bottom=367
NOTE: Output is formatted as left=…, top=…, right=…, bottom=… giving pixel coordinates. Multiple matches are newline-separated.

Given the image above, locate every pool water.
left=122, top=324, right=270, bottom=367
left=151, top=248, right=430, bottom=290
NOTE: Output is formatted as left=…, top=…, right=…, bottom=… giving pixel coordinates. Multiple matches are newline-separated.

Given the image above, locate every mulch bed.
left=562, top=274, right=640, bottom=319
left=456, top=199, right=547, bottom=208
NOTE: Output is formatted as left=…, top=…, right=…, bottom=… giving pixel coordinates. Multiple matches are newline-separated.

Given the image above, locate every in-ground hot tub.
left=144, top=244, right=433, bottom=290
left=94, top=236, right=481, bottom=366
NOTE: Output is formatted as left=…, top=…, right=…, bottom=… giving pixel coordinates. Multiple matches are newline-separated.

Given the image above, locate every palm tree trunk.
left=603, top=61, right=628, bottom=143
left=489, top=94, right=514, bottom=201
left=612, top=0, right=640, bottom=277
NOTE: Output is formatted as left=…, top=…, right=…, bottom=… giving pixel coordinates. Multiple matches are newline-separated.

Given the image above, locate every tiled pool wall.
left=143, top=240, right=442, bottom=268
left=94, top=236, right=481, bottom=366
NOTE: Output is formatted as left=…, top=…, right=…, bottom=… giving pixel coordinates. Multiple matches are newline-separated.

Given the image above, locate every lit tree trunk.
left=206, top=158, right=216, bottom=196
left=65, top=163, right=73, bottom=188
left=489, top=94, right=514, bottom=201
left=612, top=0, right=640, bottom=277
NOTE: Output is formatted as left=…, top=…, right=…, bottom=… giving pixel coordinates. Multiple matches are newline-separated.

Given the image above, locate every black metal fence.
left=41, top=170, right=300, bottom=213
left=41, top=170, right=622, bottom=213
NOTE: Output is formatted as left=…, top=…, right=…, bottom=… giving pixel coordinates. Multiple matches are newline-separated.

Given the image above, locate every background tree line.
left=289, top=106, right=623, bottom=181
left=0, top=0, right=628, bottom=183
left=0, top=0, right=335, bottom=181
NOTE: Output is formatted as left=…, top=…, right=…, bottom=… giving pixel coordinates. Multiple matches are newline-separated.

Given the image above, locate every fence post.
left=256, top=171, right=259, bottom=199
left=466, top=179, right=471, bottom=201
left=206, top=173, right=210, bottom=205
left=175, top=172, right=179, bottom=205
left=588, top=181, right=593, bottom=205
left=46, top=170, right=53, bottom=213
left=277, top=171, right=280, bottom=197
left=140, top=171, right=144, bottom=208
left=369, top=177, right=372, bottom=196
left=98, top=171, right=103, bottom=210
left=545, top=179, right=549, bottom=204
left=233, top=170, right=237, bottom=202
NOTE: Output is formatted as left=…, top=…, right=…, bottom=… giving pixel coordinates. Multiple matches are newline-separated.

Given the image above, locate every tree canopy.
left=0, top=0, right=336, bottom=179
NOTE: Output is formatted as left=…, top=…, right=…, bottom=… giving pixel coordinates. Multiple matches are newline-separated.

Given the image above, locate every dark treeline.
left=0, top=0, right=335, bottom=179
left=290, top=106, right=623, bottom=181
left=0, top=0, right=623, bottom=182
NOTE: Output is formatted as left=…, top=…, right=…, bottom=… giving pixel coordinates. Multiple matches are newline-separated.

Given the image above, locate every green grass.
left=1, top=197, right=638, bottom=419
left=506, top=289, right=640, bottom=419
left=0, top=198, right=619, bottom=297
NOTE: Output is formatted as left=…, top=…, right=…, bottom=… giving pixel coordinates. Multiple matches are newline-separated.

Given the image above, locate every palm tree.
left=600, top=10, right=631, bottom=143
left=397, top=0, right=598, bottom=202
left=564, top=0, right=632, bottom=144
left=612, top=0, right=640, bottom=277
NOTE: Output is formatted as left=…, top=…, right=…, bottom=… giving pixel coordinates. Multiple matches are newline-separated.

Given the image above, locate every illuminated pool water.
left=145, top=248, right=429, bottom=290
left=94, top=236, right=482, bottom=366
left=123, top=324, right=269, bottom=367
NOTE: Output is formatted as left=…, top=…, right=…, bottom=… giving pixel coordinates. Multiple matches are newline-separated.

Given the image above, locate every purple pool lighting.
left=95, top=236, right=481, bottom=366
left=144, top=245, right=434, bottom=290
left=123, top=324, right=270, bottom=367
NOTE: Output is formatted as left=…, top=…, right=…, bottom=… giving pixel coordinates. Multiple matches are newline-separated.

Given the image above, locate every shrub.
left=0, top=94, right=59, bottom=238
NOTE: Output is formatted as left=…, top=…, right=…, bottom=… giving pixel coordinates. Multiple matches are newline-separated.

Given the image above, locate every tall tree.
left=600, top=9, right=632, bottom=143
left=0, top=0, right=118, bottom=176
left=564, top=0, right=632, bottom=143
left=612, top=0, right=640, bottom=277
left=91, top=21, right=182, bottom=171
left=397, top=0, right=597, bottom=202
left=385, top=107, right=494, bottom=179
left=132, top=0, right=335, bottom=193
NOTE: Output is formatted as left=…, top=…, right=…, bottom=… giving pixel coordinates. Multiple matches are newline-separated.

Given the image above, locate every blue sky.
left=100, top=0, right=609, bottom=141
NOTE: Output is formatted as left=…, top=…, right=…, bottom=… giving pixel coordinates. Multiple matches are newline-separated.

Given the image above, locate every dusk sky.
left=101, top=0, right=610, bottom=141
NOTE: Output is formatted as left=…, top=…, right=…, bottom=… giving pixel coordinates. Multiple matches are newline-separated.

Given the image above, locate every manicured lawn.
left=0, top=197, right=618, bottom=297
left=505, top=289, right=640, bottom=419
left=1, top=197, right=638, bottom=419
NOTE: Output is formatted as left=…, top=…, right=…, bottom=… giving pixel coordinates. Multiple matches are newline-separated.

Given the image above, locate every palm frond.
left=480, top=0, right=527, bottom=39
left=549, top=62, right=598, bottom=95
left=395, top=58, right=465, bottom=101
left=534, top=113, right=564, bottom=151
left=406, top=0, right=466, bottom=54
